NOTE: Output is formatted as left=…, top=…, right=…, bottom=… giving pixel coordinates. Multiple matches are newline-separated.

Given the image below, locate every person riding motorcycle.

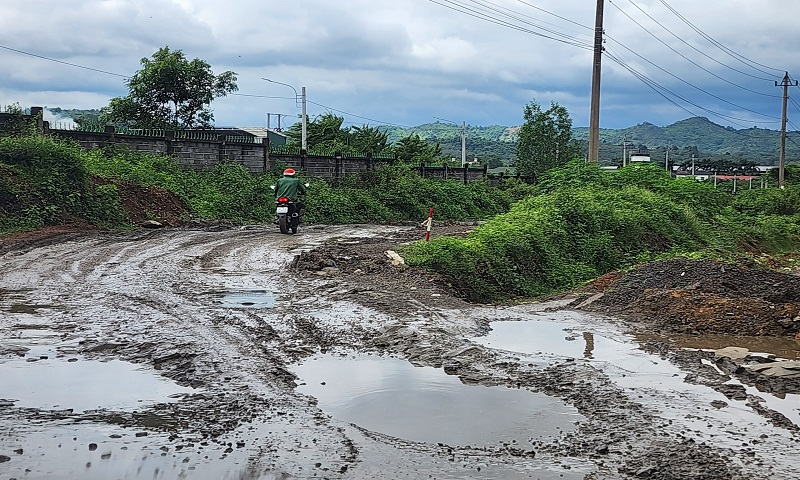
left=274, top=168, right=306, bottom=216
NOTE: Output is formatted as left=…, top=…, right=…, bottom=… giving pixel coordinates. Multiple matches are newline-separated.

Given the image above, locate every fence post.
left=335, top=152, right=342, bottom=180
left=165, top=130, right=175, bottom=155
left=300, top=148, right=306, bottom=171
left=263, top=137, right=270, bottom=173
left=217, top=135, right=226, bottom=164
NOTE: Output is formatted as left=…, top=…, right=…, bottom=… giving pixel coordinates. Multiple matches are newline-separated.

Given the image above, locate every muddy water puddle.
left=0, top=356, right=194, bottom=412
left=292, top=353, right=583, bottom=447
left=474, top=316, right=800, bottom=471
left=0, top=422, right=260, bottom=480
left=211, top=289, right=279, bottom=308
left=0, top=325, right=194, bottom=412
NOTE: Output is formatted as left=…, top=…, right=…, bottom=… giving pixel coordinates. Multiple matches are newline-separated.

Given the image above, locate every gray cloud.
left=2, top=0, right=799, bottom=131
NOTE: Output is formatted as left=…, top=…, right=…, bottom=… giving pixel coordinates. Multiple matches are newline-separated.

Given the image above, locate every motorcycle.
left=275, top=196, right=300, bottom=234
left=271, top=183, right=308, bottom=235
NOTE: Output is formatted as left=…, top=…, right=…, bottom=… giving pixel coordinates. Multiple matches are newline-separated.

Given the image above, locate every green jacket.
left=275, top=176, right=306, bottom=201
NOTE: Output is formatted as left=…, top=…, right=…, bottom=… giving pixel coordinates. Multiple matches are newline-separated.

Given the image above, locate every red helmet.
left=283, top=168, right=296, bottom=176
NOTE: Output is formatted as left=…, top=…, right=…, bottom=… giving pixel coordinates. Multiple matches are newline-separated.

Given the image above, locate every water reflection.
left=293, top=353, right=583, bottom=447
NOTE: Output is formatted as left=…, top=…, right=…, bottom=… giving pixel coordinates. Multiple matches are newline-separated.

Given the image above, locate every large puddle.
left=292, top=353, right=583, bottom=447
left=0, top=356, right=194, bottom=412
left=0, top=326, right=194, bottom=412
left=473, top=318, right=800, bottom=436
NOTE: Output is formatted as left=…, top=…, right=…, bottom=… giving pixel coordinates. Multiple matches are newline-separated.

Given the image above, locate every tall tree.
left=394, top=134, right=444, bottom=165
left=515, top=100, right=581, bottom=181
left=102, top=46, right=237, bottom=129
left=349, top=124, right=390, bottom=153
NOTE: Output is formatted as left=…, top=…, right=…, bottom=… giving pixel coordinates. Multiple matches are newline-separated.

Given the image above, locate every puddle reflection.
left=293, top=353, right=582, bottom=447
left=215, top=289, right=278, bottom=308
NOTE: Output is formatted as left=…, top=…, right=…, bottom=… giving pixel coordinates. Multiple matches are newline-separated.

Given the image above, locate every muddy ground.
left=0, top=222, right=799, bottom=480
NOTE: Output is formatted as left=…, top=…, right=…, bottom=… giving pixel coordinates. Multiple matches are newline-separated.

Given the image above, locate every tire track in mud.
left=0, top=226, right=369, bottom=477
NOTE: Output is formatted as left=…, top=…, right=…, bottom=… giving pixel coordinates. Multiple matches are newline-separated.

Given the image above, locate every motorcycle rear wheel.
left=278, top=215, right=289, bottom=234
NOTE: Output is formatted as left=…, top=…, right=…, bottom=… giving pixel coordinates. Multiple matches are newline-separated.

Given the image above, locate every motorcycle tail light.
left=278, top=197, right=290, bottom=203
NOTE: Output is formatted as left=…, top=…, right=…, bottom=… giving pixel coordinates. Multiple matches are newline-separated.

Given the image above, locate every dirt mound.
left=580, top=258, right=800, bottom=337
left=110, top=180, right=191, bottom=226
left=295, top=224, right=477, bottom=313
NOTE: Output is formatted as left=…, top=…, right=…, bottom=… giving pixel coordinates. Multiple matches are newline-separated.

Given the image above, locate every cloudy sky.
left=2, top=0, right=799, bottom=131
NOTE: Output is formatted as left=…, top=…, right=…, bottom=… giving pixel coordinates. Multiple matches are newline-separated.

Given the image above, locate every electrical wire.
left=623, top=0, right=773, bottom=81
left=657, top=0, right=783, bottom=76
left=0, top=44, right=129, bottom=78
left=427, top=0, right=592, bottom=49
left=514, top=0, right=592, bottom=30
left=605, top=49, right=779, bottom=129
left=604, top=43, right=781, bottom=122
left=463, top=0, right=593, bottom=43
left=306, top=100, right=412, bottom=128
left=607, top=0, right=779, bottom=98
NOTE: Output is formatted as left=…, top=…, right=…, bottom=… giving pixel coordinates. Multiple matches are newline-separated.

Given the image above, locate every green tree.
left=102, top=46, right=238, bottom=129
left=393, top=134, right=443, bottom=165
left=349, top=124, right=390, bottom=153
left=285, top=113, right=347, bottom=150
left=515, top=100, right=581, bottom=181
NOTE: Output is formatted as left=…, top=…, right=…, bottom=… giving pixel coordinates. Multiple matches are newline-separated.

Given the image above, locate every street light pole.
left=262, top=78, right=307, bottom=151
left=301, top=86, right=307, bottom=151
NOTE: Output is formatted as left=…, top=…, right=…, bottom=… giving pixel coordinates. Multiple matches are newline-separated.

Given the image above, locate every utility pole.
left=266, top=113, right=288, bottom=131
left=622, top=134, right=628, bottom=167
left=776, top=72, right=796, bottom=188
left=665, top=146, right=670, bottom=173
left=301, top=86, right=307, bottom=151
left=587, top=0, right=605, bottom=162
left=461, top=121, right=466, bottom=167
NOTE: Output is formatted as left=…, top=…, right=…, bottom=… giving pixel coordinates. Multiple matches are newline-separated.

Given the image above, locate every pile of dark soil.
left=579, top=258, right=800, bottom=337
left=107, top=180, right=192, bottom=226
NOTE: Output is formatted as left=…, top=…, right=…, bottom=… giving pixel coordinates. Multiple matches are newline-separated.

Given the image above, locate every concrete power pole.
left=665, top=146, right=670, bottom=172
left=622, top=134, right=628, bottom=167
left=461, top=121, right=467, bottom=167
left=587, top=0, right=605, bottom=162
left=301, top=86, right=308, bottom=152
left=776, top=72, right=797, bottom=188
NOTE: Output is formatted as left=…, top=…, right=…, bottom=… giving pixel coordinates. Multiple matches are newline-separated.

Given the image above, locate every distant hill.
left=45, top=108, right=796, bottom=166
left=383, top=117, right=798, bottom=166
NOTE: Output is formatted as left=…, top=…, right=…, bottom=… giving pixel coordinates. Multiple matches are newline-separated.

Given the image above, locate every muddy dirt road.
left=0, top=225, right=798, bottom=480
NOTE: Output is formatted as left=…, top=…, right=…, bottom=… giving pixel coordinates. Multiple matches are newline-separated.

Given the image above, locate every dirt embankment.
left=575, top=257, right=800, bottom=338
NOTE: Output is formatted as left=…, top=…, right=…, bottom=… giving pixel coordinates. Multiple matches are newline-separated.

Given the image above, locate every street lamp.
left=262, top=78, right=307, bottom=151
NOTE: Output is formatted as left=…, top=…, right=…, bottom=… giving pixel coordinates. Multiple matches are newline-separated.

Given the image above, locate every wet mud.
left=0, top=225, right=798, bottom=479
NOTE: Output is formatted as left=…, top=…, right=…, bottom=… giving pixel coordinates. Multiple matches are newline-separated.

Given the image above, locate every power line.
left=306, top=100, right=412, bottom=128
left=0, top=44, right=129, bottom=78
left=657, top=0, right=783, bottom=76
left=623, top=0, right=773, bottom=81
left=605, top=49, right=778, bottom=129
left=514, top=0, right=592, bottom=30
left=604, top=43, right=780, bottom=122
left=607, top=0, right=779, bottom=98
left=427, top=0, right=592, bottom=49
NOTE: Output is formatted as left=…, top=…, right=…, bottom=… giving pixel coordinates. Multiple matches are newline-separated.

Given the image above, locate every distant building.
left=629, top=153, right=651, bottom=163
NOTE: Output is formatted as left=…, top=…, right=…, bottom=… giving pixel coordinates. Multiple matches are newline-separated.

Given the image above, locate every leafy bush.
left=404, top=159, right=800, bottom=302
left=405, top=182, right=710, bottom=302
